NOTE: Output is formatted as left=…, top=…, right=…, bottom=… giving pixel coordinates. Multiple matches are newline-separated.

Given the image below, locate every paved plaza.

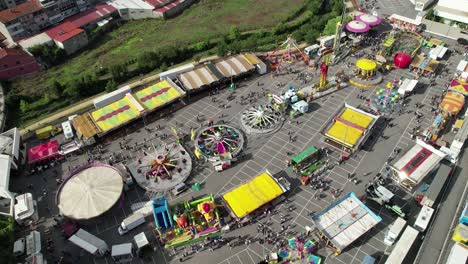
left=11, top=30, right=468, bottom=264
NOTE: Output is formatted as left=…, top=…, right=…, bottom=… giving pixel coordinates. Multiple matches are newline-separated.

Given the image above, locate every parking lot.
left=11, top=29, right=467, bottom=264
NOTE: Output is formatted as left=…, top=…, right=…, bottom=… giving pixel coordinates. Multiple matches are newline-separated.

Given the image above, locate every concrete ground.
left=11, top=27, right=467, bottom=264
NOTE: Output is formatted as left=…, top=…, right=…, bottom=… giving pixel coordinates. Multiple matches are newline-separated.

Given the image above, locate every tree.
left=105, top=79, right=118, bottom=92
left=322, top=16, right=341, bottom=36
left=19, top=99, right=29, bottom=113
left=217, top=41, right=228, bottom=56
left=110, top=64, right=128, bottom=82
left=305, top=30, right=320, bottom=45
left=308, top=0, right=324, bottom=16
left=50, top=81, right=63, bottom=99
left=229, top=26, right=241, bottom=40
left=64, top=79, right=81, bottom=99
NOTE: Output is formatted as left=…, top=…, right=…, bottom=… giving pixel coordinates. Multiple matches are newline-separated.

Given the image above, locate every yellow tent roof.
left=325, top=120, right=363, bottom=147
left=356, top=59, right=377, bottom=71
left=340, top=108, right=373, bottom=129
left=222, top=172, right=284, bottom=218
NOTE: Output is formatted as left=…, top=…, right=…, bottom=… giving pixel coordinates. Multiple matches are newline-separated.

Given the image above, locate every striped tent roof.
left=449, top=79, right=468, bottom=96
left=439, top=91, right=465, bottom=114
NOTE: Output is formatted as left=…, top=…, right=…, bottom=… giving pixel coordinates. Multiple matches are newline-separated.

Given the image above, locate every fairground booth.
left=27, top=140, right=62, bottom=166
left=410, top=54, right=440, bottom=76
left=323, top=104, right=380, bottom=153
left=311, top=192, right=382, bottom=255
left=390, top=139, right=446, bottom=191
left=388, top=14, right=422, bottom=32
left=73, top=79, right=186, bottom=140
left=222, top=171, right=290, bottom=222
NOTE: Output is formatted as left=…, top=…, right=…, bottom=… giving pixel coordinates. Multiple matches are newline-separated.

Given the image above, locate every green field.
left=12, top=0, right=304, bottom=96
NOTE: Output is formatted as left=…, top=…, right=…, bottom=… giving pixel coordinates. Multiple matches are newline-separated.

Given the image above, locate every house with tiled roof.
left=45, top=21, right=87, bottom=54
left=0, top=46, right=40, bottom=79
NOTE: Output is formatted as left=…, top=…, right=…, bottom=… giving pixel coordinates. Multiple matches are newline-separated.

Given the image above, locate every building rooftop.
left=108, top=0, right=154, bottom=10
left=65, top=4, right=117, bottom=28
left=45, top=21, right=84, bottom=43
left=18, top=32, right=53, bottom=50
left=0, top=47, right=31, bottom=58
left=0, top=0, right=43, bottom=23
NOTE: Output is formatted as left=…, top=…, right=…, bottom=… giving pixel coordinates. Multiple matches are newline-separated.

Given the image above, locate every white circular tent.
left=57, top=164, right=124, bottom=220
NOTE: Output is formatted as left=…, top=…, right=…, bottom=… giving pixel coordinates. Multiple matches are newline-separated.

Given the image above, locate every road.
left=414, top=149, right=468, bottom=264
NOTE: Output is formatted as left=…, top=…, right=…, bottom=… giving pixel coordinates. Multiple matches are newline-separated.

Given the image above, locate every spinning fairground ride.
left=266, top=35, right=309, bottom=74
left=195, top=124, right=245, bottom=162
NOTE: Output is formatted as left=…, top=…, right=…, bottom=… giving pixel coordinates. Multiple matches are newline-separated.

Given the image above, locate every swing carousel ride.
left=127, top=142, right=192, bottom=192
left=241, top=104, right=283, bottom=134
left=195, top=125, right=244, bottom=162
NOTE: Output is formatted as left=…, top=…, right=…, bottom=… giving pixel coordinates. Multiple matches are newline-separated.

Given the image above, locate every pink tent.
left=345, top=20, right=370, bottom=33
left=356, top=14, right=382, bottom=26
left=28, top=140, right=60, bottom=165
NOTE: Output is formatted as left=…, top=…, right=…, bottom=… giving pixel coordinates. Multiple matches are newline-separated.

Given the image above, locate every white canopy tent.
left=57, top=164, right=123, bottom=220
left=397, top=79, right=419, bottom=96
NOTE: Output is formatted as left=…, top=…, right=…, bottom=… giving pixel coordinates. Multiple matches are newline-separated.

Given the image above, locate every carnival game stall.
left=410, top=54, right=440, bottom=77
left=390, top=139, right=447, bottom=191
left=428, top=91, right=466, bottom=142
left=152, top=195, right=222, bottom=248
left=28, top=140, right=62, bottom=165
left=133, top=79, right=186, bottom=113
left=56, top=163, right=124, bottom=220
left=311, top=192, right=382, bottom=255
left=397, top=79, right=418, bottom=97
left=90, top=94, right=144, bottom=136
left=177, top=65, right=220, bottom=92
left=388, top=14, right=422, bottom=32
left=323, top=104, right=380, bottom=152
left=222, top=171, right=290, bottom=222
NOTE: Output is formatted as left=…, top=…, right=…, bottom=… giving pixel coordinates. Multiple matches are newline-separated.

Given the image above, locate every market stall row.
left=71, top=53, right=264, bottom=140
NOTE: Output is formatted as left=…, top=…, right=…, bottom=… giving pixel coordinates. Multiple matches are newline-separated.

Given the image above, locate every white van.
left=111, top=243, right=134, bottom=263
left=304, top=44, right=320, bottom=58
left=384, top=217, right=407, bottom=246
left=172, top=183, right=188, bottom=196
left=61, top=121, right=74, bottom=139
left=414, top=205, right=434, bottom=232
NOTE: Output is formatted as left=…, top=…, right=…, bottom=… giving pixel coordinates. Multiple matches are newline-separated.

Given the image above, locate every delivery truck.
left=118, top=213, right=146, bottom=235
left=68, top=229, right=109, bottom=256
left=384, top=217, right=407, bottom=246
left=420, top=163, right=452, bottom=208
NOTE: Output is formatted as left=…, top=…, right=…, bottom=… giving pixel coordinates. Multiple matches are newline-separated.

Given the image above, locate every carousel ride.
left=349, top=58, right=383, bottom=88
left=271, top=236, right=321, bottom=264
left=126, top=142, right=192, bottom=192
left=240, top=104, right=283, bottom=134
left=195, top=124, right=244, bottom=163
left=266, top=35, right=309, bottom=74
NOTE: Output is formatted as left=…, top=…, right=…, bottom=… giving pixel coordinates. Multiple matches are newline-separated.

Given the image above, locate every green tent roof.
left=291, top=146, right=318, bottom=164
